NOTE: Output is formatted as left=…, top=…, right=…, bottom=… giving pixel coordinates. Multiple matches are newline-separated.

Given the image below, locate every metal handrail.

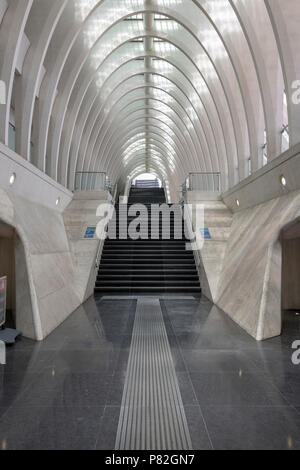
left=183, top=173, right=221, bottom=192
left=75, top=172, right=113, bottom=193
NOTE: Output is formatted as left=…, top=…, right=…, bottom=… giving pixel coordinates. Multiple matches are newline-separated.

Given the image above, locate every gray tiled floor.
left=162, top=299, right=300, bottom=450
left=0, top=296, right=299, bottom=450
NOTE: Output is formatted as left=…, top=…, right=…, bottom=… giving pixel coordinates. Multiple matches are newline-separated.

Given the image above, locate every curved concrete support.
left=0, top=0, right=33, bottom=145
left=218, top=144, right=300, bottom=340
left=0, top=188, right=42, bottom=340
left=0, top=0, right=298, bottom=207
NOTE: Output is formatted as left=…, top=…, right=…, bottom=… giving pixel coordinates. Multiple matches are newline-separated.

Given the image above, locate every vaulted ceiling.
left=0, top=0, right=300, bottom=198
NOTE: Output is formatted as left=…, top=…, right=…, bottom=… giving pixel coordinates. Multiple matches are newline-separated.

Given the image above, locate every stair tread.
left=95, top=286, right=201, bottom=293
left=99, top=264, right=197, bottom=267
left=99, top=270, right=198, bottom=274
left=97, top=275, right=199, bottom=279
left=97, top=281, right=200, bottom=285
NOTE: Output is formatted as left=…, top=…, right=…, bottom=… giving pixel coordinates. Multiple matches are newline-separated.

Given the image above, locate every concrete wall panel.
left=0, top=144, right=108, bottom=340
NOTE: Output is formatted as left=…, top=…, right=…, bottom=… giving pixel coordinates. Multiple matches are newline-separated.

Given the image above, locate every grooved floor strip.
left=115, top=298, right=193, bottom=451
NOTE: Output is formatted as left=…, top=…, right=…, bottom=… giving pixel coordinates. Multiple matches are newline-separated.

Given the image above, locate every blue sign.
left=200, top=228, right=212, bottom=240
left=84, top=227, right=96, bottom=239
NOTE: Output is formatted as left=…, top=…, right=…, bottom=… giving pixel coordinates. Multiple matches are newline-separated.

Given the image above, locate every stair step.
left=99, top=264, right=197, bottom=275
left=97, top=275, right=199, bottom=280
left=102, top=253, right=195, bottom=264
left=96, top=280, right=200, bottom=286
left=104, top=246, right=189, bottom=249
left=99, top=268, right=197, bottom=272
left=95, top=287, right=202, bottom=293
left=100, top=260, right=195, bottom=265
left=109, top=237, right=190, bottom=243
left=103, top=249, right=192, bottom=254
left=99, top=264, right=197, bottom=269
left=106, top=237, right=191, bottom=243
left=103, top=247, right=192, bottom=252
left=104, top=241, right=188, bottom=244
left=102, top=252, right=194, bottom=256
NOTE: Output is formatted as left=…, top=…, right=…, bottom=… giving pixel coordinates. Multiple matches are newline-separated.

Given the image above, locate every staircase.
left=135, top=179, right=160, bottom=189
left=95, top=187, right=201, bottom=295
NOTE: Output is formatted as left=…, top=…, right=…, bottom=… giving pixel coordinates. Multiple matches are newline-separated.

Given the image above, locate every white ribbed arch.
left=60, top=51, right=226, bottom=187
left=1, top=0, right=299, bottom=199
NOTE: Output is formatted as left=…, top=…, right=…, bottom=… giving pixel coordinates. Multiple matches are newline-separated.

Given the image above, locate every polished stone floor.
left=0, top=296, right=300, bottom=450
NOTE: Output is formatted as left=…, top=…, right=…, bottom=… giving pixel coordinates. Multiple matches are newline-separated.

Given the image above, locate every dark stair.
left=135, top=179, right=160, bottom=189
left=95, top=187, right=201, bottom=295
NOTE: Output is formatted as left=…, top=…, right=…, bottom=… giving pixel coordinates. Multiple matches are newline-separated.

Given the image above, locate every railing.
left=75, top=172, right=111, bottom=192
left=183, top=173, right=221, bottom=193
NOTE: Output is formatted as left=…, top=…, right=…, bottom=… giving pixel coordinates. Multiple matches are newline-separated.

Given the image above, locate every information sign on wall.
left=84, top=227, right=97, bottom=239
left=200, top=228, right=212, bottom=240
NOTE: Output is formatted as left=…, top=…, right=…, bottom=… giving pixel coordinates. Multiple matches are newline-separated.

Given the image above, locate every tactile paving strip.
left=115, top=298, right=192, bottom=450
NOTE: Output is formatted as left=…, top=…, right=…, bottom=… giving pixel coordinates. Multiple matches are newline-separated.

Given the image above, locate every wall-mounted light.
left=9, top=173, right=16, bottom=186
left=280, top=175, right=287, bottom=187
left=56, top=197, right=61, bottom=206
left=236, top=199, right=240, bottom=207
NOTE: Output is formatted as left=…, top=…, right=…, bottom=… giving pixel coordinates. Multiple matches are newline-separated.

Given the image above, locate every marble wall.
left=185, top=194, right=233, bottom=303
left=188, top=155, right=300, bottom=341
left=0, top=144, right=109, bottom=340
left=186, top=146, right=300, bottom=341
left=0, top=188, right=80, bottom=340
left=63, top=191, right=110, bottom=302
left=217, top=190, right=300, bottom=340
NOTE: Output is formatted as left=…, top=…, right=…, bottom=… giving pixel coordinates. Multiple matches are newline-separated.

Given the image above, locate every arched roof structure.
left=0, top=0, right=299, bottom=197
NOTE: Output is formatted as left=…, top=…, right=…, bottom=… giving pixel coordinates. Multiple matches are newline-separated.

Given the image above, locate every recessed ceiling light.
left=9, top=173, right=16, bottom=185
left=236, top=199, right=240, bottom=207
left=280, top=175, right=287, bottom=187
left=56, top=197, right=61, bottom=206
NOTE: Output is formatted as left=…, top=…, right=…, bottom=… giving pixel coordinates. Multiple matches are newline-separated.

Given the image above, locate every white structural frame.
left=0, top=0, right=298, bottom=198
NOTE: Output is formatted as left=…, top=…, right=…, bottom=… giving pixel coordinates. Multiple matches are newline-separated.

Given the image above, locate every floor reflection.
left=0, top=296, right=299, bottom=450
